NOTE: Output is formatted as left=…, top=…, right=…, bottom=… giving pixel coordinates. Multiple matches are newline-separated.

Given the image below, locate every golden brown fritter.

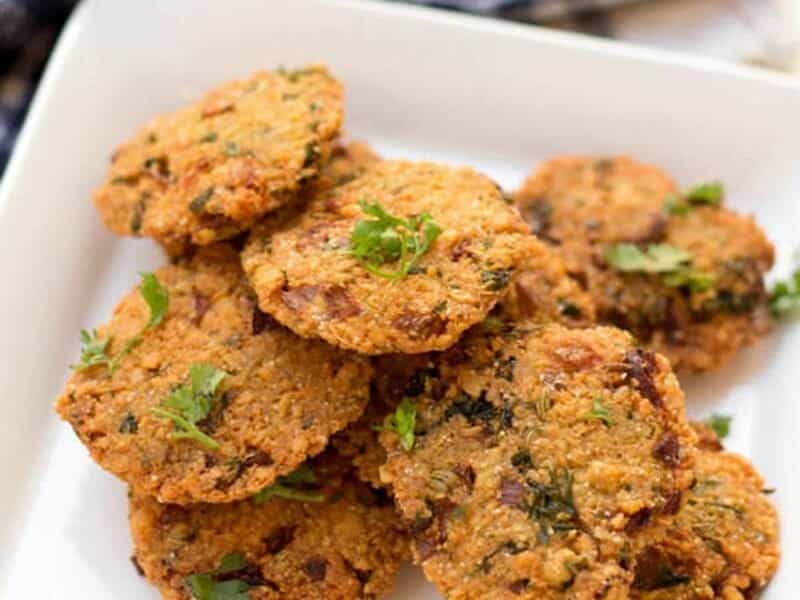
left=379, top=324, right=697, bottom=599
left=130, top=450, right=409, bottom=600
left=336, top=241, right=597, bottom=490
left=56, top=245, right=369, bottom=504
left=94, top=66, right=343, bottom=254
left=242, top=160, right=537, bottom=354
left=514, top=157, right=774, bottom=373
left=631, top=434, right=779, bottom=599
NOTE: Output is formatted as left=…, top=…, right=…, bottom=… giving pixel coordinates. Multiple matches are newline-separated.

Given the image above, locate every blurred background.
left=0, top=0, right=798, bottom=178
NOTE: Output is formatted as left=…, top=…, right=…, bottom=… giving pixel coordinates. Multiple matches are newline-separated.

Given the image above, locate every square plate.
left=1, top=1, right=798, bottom=597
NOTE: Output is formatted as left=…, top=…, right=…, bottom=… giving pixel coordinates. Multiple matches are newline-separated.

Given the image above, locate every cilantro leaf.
left=664, top=195, right=689, bottom=216
left=186, top=552, right=251, bottom=600
left=347, top=199, right=442, bottom=279
left=71, top=329, right=113, bottom=371
left=374, top=397, right=416, bottom=452
left=585, top=398, right=613, bottom=426
left=139, top=272, right=169, bottom=330
left=706, top=414, right=732, bottom=440
left=605, top=243, right=690, bottom=273
left=215, top=552, right=248, bottom=575
left=253, top=464, right=325, bottom=504
left=151, top=363, right=227, bottom=450
left=684, top=181, right=724, bottom=206
left=71, top=273, right=168, bottom=374
left=604, top=243, right=714, bottom=292
left=661, top=266, right=715, bottom=293
left=769, top=269, right=800, bottom=318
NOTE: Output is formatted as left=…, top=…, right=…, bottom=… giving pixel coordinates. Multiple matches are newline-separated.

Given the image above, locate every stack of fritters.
left=56, top=66, right=780, bottom=599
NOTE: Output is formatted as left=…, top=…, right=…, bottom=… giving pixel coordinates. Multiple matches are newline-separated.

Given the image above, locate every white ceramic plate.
left=1, top=1, right=798, bottom=598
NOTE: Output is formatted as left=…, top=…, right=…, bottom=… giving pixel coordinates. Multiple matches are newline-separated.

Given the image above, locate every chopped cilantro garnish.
left=139, top=272, right=169, bottom=330
left=586, top=398, right=613, bottom=426
left=151, top=363, right=227, bottom=450
left=71, top=273, right=168, bottom=373
left=684, top=181, right=724, bottom=206
left=71, top=328, right=114, bottom=371
left=253, top=464, right=325, bottom=504
left=347, top=199, right=442, bottom=279
left=664, top=195, right=690, bottom=216
left=374, top=397, right=416, bottom=452
left=186, top=552, right=251, bottom=600
left=664, top=181, right=724, bottom=215
left=769, top=269, right=800, bottom=318
left=604, top=243, right=714, bottom=293
left=72, top=329, right=136, bottom=374
left=706, top=413, right=732, bottom=440
left=199, top=132, right=218, bottom=144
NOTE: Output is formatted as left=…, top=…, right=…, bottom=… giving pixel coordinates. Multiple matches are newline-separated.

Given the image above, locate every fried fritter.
left=337, top=239, right=597, bottom=489
left=514, top=157, right=774, bottom=372
left=94, top=66, right=343, bottom=254
left=242, top=160, right=536, bottom=354
left=631, top=431, right=779, bottom=599
left=379, top=324, right=697, bottom=599
left=129, top=450, right=409, bottom=600
left=56, top=245, right=369, bottom=504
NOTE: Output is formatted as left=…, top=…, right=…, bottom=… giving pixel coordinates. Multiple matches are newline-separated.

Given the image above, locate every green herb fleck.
left=224, top=141, right=240, bottom=157
left=511, top=450, right=533, bottom=473
left=604, top=243, right=714, bottom=293
left=684, top=181, right=724, bottom=206
left=586, top=398, right=613, bottom=426
left=525, top=468, right=579, bottom=543
left=691, top=479, right=721, bottom=495
left=374, top=397, right=416, bottom=452
left=769, top=269, right=800, bottom=318
left=139, top=272, right=169, bottom=330
left=151, top=363, right=227, bottom=450
left=190, top=187, right=214, bottom=214
left=199, top=132, right=218, bottom=144
left=481, top=269, right=512, bottom=291
left=347, top=199, right=442, bottom=280
left=706, top=414, right=732, bottom=440
left=131, top=195, right=147, bottom=234
left=303, top=142, right=320, bottom=168
left=253, top=464, right=325, bottom=504
left=704, top=500, right=744, bottom=515
left=534, top=393, right=552, bottom=419
left=558, top=298, right=582, bottom=318
left=186, top=551, right=251, bottom=600
left=119, top=412, right=138, bottom=434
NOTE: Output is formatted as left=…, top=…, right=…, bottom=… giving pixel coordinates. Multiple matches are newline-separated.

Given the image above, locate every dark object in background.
left=406, top=0, right=641, bottom=21
left=0, top=0, right=77, bottom=178
left=0, top=0, right=639, bottom=179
